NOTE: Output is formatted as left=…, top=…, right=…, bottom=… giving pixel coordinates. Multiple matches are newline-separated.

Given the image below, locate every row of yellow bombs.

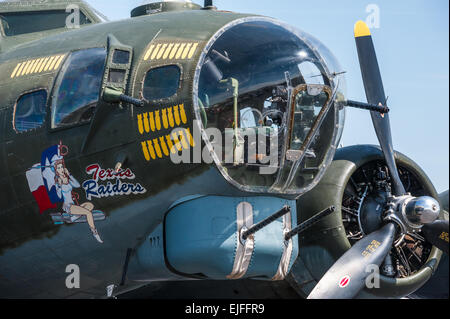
left=141, top=128, right=196, bottom=161
left=137, top=104, right=188, bottom=134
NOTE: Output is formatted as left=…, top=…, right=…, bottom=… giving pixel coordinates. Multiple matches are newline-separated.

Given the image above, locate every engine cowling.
left=287, top=144, right=444, bottom=298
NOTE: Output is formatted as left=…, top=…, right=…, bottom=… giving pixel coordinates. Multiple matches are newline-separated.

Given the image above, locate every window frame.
left=48, top=47, right=107, bottom=132
left=12, top=88, right=49, bottom=134
left=0, top=15, right=6, bottom=37
left=141, top=63, right=183, bottom=103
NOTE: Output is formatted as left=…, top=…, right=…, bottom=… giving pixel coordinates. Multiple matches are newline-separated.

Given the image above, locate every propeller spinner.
left=308, top=21, right=448, bottom=299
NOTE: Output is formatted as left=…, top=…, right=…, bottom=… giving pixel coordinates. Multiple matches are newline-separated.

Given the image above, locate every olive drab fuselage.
left=1, top=4, right=329, bottom=297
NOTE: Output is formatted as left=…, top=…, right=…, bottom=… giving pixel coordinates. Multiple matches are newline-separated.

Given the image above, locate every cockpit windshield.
left=0, top=10, right=91, bottom=37
left=194, top=18, right=346, bottom=195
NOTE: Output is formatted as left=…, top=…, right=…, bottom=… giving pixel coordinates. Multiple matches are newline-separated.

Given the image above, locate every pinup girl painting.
left=53, top=158, right=104, bottom=243
left=26, top=142, right=105, bottom=244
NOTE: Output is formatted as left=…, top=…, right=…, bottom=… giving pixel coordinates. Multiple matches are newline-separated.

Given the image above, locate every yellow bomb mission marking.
left=141, top=128, right=195, bottom=161
left=137, top=103, right=193, bottom=162
left=137, top=104, right=188, bottom=135
left=144, top=42, right=199, bottom=61
left=10, top=54, right=66, bottom=78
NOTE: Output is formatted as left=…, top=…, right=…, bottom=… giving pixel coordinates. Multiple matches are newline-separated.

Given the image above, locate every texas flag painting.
left=26, top=145, right=64, bottom=214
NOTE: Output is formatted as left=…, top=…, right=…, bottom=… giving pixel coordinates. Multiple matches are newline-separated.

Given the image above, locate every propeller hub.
left=404, top=196, right=440, bottom=225
left=384, top=195, right=440, bottom=234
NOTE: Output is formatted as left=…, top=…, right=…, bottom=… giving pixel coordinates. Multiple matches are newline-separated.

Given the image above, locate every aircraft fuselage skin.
left=0, top=10, right=298, bottom=298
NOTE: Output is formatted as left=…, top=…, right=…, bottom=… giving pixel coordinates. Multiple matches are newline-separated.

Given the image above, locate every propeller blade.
left=308, top=223, right=397, bottom=299
left=422, top=220, right=449, bottom=254
left=354, top=21, right=406, bottom=196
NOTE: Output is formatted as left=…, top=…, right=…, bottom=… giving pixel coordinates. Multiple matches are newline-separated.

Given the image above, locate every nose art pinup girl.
left=54, top=158, right=103, bottom=244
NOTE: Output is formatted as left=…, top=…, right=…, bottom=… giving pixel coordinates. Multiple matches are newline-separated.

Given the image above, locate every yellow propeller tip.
left=354, top=20, right=371, bottom=38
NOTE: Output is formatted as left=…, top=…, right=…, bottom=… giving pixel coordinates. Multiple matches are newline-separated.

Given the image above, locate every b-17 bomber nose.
left=193, top=18, right=347, bottom=196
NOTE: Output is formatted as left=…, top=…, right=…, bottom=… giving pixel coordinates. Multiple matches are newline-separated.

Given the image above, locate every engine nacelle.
left=287, top=144, right=444, bottom=298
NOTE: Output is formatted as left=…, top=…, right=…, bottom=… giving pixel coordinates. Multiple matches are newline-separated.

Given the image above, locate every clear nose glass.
left=194, top=18, right=345, bottom=195
left=290, top=85, right=331, bottom=151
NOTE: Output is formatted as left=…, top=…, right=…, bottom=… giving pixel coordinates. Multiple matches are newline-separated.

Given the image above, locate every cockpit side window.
left=143, top=65, right=181, bottom=100
left=51, top=48, right=106, bottom=129
left=13, top=89, right=47, bottom=133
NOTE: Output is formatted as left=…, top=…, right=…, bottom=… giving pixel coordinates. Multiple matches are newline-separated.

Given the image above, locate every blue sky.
left=85, top=0, right=449, bottom=192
